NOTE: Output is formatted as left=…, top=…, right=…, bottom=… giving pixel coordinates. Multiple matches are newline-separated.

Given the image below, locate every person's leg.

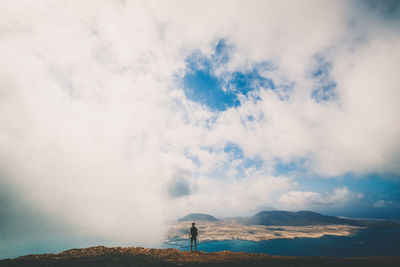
left=194, top=239, right=197, bottom=251
left=190, top=239, right=193, bottom=251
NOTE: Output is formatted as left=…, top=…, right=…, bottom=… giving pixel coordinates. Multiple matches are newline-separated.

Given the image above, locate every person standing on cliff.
left=189, top=222, right=198, bottom=252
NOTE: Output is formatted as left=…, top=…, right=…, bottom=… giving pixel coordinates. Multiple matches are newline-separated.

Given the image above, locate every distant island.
left=178, top=213, right=219, bottom=222
left=167, top=210, right=400, bottom=243
left=177, top=210, right=400, bottom=227
left=240, top=210, right=354, bottom=226
left=241, top=211, right=400, bottom=228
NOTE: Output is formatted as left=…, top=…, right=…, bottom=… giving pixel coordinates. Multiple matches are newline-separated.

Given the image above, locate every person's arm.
left=188, top=229, right=191, bottom=239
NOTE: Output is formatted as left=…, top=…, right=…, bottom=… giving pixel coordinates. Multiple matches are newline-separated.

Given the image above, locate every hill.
left=235, top=210, right=400, bottom=228
left=179, top=213, right=219, bottom=222
left=1, top=246, right=399, bottom=267
left=179, top=211, right=400, bottom=228
left=239, top=211, right=356, bottom=226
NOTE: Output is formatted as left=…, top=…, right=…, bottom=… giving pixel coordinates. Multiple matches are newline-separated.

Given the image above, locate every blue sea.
left=162, top=229, right=400, bottom=257
left=2, top=228, right=399, bottom=260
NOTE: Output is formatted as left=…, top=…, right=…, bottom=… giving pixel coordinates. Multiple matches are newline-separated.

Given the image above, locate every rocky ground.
left=1, top=246, right=399, bottom=267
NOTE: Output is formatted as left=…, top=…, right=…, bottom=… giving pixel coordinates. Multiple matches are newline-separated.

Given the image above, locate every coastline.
left=162, top=228, right=400, bottom=257
left=166, top=221, right=363, bottom=243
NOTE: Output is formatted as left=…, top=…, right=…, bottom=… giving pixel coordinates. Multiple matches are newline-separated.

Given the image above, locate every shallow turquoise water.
left=162, top=229, right=400, bottom=257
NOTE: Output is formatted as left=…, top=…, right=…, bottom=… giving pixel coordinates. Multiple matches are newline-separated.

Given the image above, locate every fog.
left=0, top=0, right=399, bottom=259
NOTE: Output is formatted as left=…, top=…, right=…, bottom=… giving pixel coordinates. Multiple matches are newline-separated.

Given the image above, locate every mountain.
left=178, top=210, right=400, bottom=228
left=238, top=211, right=357, bottom=226
left=178, top=213, right=219, bottom=222
left=1, top=246, right=399, bottom=267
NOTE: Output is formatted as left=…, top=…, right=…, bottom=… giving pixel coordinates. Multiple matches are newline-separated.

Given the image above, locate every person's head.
left=192, top=222, right=195, bottom=226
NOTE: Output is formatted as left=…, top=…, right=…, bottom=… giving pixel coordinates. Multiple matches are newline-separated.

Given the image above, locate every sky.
left=1, top=0, right=400, bottom=259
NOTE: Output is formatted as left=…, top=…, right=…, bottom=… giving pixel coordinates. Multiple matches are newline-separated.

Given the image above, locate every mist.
left=1, top=0, right=400, bottom=259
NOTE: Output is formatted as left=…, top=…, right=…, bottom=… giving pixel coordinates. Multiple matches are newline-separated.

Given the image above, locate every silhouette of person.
left=189, top=222, right=198, bottom=251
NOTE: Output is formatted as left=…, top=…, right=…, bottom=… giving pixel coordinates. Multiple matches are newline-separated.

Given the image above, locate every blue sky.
left=182, top=40, right=273, bottom=111
left=178, top=37, right=400, bottom=219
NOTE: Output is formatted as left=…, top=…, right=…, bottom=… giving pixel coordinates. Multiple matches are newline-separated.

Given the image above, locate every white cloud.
left=279, top=187, right=364, bottom=210
left=172, top=173, right=294, bottom=217
left=373, top=200, right=392, bottom=208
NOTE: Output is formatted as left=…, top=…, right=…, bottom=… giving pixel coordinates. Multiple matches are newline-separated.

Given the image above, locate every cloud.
left=172, top=173, right=294, bottom=217
left=0, top=0, right=399, bottom=257
left=279, top=187, right=364, bottom=210
left=373, top=200, right=393, bottom=208
left=167, top=170, right=192, bottom=199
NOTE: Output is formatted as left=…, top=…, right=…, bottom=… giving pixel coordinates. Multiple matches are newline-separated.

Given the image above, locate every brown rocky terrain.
left=1, top=246, right=399, bottom=267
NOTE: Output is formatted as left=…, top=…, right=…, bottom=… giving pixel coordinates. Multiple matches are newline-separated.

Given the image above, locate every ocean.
left=2, top=228, right=399, bottom=260
left=162, top=228, right=400, bottom=257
